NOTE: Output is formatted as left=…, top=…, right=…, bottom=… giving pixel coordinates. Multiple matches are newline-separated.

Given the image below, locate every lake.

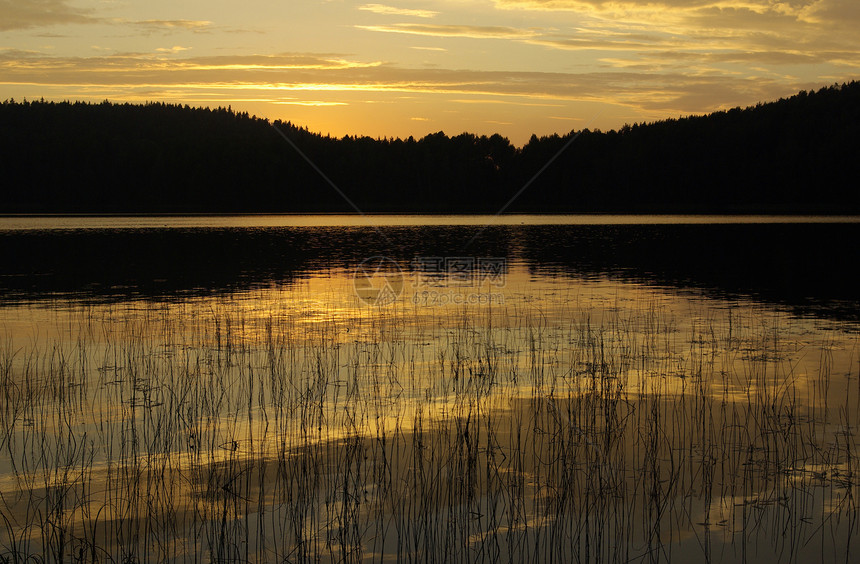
left=1, top=215, right=859, bottom=562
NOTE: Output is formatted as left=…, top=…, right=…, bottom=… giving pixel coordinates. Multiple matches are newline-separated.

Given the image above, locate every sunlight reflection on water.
left=0, top=217, right=858, bottom=562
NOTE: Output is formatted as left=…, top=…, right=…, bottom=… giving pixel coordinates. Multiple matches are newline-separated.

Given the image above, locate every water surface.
left=1, top=215, right=858, bottom=562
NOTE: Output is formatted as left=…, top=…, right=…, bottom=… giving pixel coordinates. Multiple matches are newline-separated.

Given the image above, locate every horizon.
left=2, top=1, right=859, bottom=145
left=3, top=81, right=849, bottom=147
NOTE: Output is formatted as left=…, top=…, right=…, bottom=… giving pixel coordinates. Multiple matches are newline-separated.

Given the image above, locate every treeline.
left=1, top=82, right=859, bottom=213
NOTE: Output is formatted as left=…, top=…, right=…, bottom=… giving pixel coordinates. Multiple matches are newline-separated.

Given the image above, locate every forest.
left=1, top=81, right=859, bottom=213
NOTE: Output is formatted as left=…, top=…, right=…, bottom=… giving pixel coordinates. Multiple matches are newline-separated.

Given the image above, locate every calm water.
left=1, top=215, right=859, bottom=562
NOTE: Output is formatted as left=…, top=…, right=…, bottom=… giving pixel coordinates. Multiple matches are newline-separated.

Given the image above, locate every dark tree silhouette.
left=1, top=82, right=859, bottom=214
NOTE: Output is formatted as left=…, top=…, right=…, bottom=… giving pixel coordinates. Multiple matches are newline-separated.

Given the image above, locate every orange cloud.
left=358, top=4, right=439, bottom=18
left=131, top=19, right=213, bottom=33
left=0, top=0, right=95, bottom=31
left=357, top=23, right=539, bottom=39
left=0, top=50, right=806, bottom=113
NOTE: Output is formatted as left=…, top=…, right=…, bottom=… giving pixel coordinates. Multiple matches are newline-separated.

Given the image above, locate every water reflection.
left=2, top=220, right=859, bottom=323
left=0, top=216, right=858, bottom=562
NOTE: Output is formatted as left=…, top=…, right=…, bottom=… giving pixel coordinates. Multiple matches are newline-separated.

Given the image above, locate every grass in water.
left=0, top=293, right=858, bottom=562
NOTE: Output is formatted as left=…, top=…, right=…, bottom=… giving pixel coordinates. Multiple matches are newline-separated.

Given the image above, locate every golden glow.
left=0, top=0, right=857, bottom=143
left=358, top=4, right=439, bottom=18
left=356, top=23, right=540, bottom=39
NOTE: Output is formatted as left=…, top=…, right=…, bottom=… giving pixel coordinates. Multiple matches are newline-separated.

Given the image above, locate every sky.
left=1, top=1, right=858, bottom=144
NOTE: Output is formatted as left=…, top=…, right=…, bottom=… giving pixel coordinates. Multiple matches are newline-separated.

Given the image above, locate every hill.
left=1, top=82, right=859, bottom=213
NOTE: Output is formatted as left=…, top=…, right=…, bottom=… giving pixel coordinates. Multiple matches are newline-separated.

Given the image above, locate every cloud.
left=525, top=33, right=679, bottom=51
left=489, top=1, right=859, bottom=36
left=358, top=4, right=439, bottom=18
left=155, top=46, right=193, bottom=54
left=0, top=1, right=218, bottom=36
left=0, top=0, right=96, bottom=31
left=482, top=0, right=860, bottom=79
left=491, top=0, right=807, bottom=12
left=357, top=23, right=539, bottom=39
left=350, top=2, right=859, bottom=72
left=491, top=0, right=860, bottom=37
left=0, top=52, right=384, bottom=79
left=176, top=54, right=383, bottom=70
left=273, top=100, right=348, bottom=106
left=130, top=19, right=214, bottom=34
left=0, top=49, right=812, bottom=116
left=451, top=99, right=564, bottom=107
left=647, top=49, right=831, bottom=65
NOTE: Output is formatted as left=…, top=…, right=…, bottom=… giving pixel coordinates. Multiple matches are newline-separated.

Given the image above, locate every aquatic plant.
left=0, top=293, right=857, bottom=562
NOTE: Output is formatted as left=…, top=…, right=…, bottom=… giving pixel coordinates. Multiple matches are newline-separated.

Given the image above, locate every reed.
left=0, top=292, right=858, bottom=562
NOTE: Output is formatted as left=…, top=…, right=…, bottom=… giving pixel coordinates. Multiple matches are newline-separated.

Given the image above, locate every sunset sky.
left=1, top=1, right=858, bottom=144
